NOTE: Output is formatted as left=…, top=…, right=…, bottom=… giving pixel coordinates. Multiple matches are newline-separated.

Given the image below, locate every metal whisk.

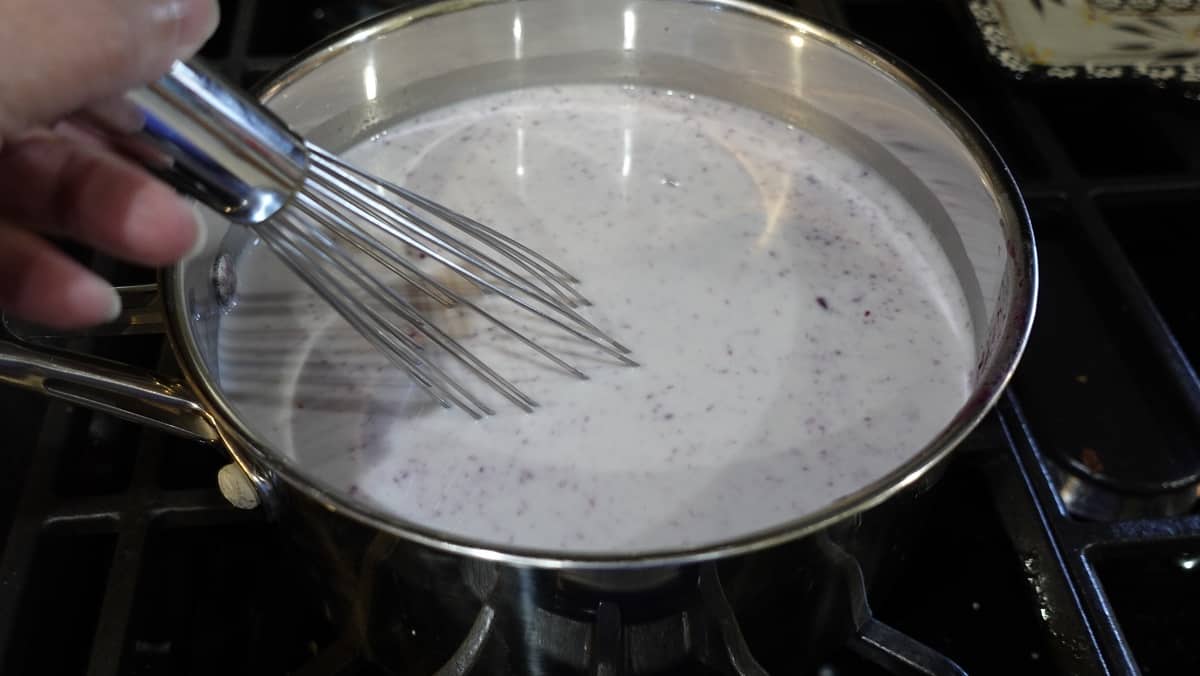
left=95, top=60, right=633, bottom=418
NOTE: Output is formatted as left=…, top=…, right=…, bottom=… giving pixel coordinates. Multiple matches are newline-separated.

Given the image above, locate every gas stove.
left=2, top=1, right=1199, bottom=674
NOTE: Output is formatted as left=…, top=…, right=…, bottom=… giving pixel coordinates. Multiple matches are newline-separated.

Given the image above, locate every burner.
left=1012, top=190, right=1200, bottom=520
left=281, top=532, right=971, bottom=676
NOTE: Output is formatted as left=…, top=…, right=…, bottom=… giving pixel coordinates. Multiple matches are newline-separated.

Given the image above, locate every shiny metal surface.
left=0, top=337, right=217, bottom=443
left=256, top=143, right=633, bottom=418
left=102, top=57, right=632, bottom=417
left=110, top=60, right=310, bottom=225
left=273, top=462, right=952, bottom=672
left=3, top=284, right=166, bottom=339
left=171, top=0, right=1036, bottom=566
left=1, top=0, right=1035, bottom=567
left=1050, top=459, right=1200, bottom=521
left=0, top=0, right=1037, bottom=667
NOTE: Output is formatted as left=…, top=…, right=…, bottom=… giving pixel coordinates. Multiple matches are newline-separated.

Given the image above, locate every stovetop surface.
left=2, top=1, right=1200, bottom=674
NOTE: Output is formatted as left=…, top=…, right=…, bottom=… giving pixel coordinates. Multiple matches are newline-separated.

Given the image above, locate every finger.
left=54, top=119, right=117, bottom=152
left=0, top=134, right=200, bottom=267
left=0, top=0, right=220, bottom=140
left=0, top=223, right=121, bottom=329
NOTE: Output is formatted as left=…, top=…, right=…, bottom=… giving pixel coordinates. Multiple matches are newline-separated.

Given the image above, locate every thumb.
left=0, top=0, right=220, bottom=140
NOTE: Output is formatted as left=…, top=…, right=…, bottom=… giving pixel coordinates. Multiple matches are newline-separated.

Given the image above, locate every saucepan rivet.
left=217, top=463, right=260, bottom=509
left=211, top=253, right=237, bottom=309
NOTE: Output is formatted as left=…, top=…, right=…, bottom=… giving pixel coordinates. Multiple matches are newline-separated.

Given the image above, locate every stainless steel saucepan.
left=0, top=0, right=1036, bottom=671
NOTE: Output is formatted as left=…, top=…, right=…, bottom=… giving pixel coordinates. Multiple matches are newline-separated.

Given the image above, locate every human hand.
left=0, top=0, right=219, bottom=329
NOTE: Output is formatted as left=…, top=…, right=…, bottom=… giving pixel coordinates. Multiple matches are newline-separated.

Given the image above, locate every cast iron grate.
left=1, top=0, right=1198, bottom=674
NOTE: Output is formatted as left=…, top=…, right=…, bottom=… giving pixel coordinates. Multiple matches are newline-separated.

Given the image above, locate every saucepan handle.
left=0, top=285, right=220, bottom=444
left=4, top=283, right=167, bottom=339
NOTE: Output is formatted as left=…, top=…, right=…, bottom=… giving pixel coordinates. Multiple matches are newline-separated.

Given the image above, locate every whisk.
left=91, top=60, right=633, bottom=418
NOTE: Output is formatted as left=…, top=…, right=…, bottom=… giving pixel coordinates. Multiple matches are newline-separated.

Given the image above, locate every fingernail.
left=70, top=274, right=123, bottom=324
left=183, top=205, right=210, bottom=262
left=102, top=284, right=123, bottom=323
left=152, top=0, right=221, bottom=59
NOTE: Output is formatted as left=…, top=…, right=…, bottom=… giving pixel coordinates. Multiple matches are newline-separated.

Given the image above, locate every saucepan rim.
left=160, top=0, right=1038, bottom=569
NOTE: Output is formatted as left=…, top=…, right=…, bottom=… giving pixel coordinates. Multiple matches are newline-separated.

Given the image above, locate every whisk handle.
left=82, top=60, right=309, bottom=225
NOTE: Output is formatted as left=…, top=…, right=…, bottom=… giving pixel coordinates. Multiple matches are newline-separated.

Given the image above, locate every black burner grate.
left=2, top=1, right=1199, bottom=675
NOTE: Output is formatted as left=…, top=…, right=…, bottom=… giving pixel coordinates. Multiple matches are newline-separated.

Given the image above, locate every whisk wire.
left=303, top=164, right=635, bottom=365
left=257, top=144, right=639, bottom=416
left=310, top=146, right=588, bottom=305
left=290, top=181, right=461, bottom=309
left=115, top=60, right=634, bottom=417
left=309, top=151, right=637, bottom=358
left=256, top=223, right=456, bottom=398
left=391, top=183, right=589, bottom=300
left=302, top=193, right=591, bottom=382
left=255, top=226, right=456, bottom=409
left=308, top=158, right=581, bottom=313
left=257, top=219, right=494, bottom=418
left=273, top=210, right=514, bottom=416
left=313, top=146, right=582, bottom=285
left=290, top=194, right=541, bottom=412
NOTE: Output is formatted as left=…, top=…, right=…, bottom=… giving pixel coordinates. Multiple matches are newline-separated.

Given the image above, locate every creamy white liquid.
left=218, top=85, right=975, bottom=553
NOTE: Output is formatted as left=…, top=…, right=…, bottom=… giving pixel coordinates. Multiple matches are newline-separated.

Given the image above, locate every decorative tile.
left=968, top=0, right=1200, bottom=95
